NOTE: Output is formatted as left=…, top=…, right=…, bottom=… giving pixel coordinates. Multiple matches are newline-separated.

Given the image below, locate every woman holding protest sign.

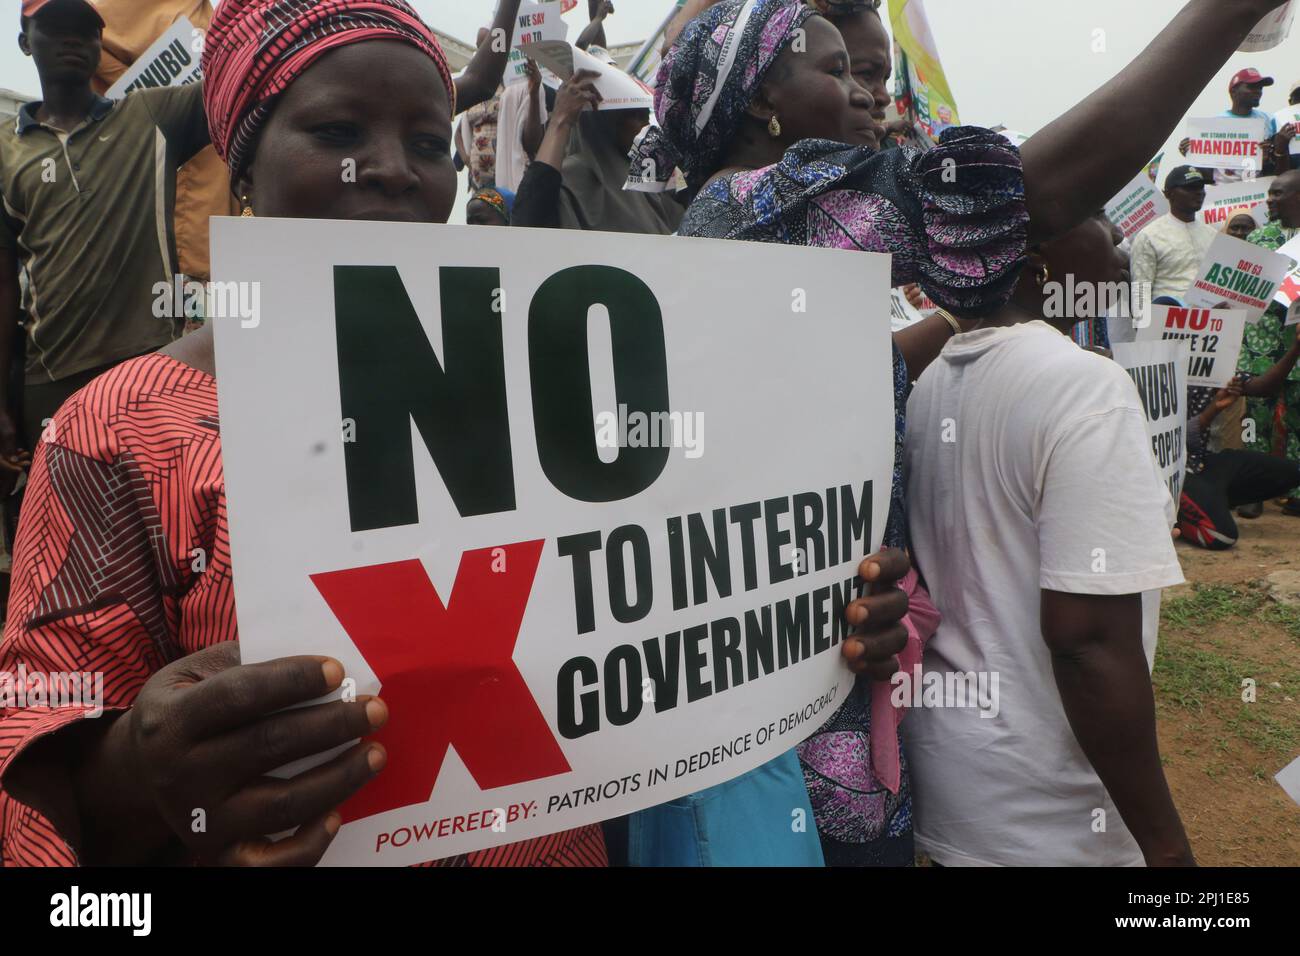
left=0, top=0, right=602, bottom=869
left=628, top=0, right=1294, bottom=867
left=0, top=0, right=917, bottom=870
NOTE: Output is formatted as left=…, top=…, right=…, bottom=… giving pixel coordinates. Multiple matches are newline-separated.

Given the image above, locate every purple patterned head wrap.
left=626, top=0, right=818, bottom=196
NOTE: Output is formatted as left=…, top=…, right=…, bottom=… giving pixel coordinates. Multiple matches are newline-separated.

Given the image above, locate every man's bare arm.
left=1041, top=589, right=1194, bottom=866
left=576, top=1, right=612, bottom=51
left=454, top=0, right=523, bottom=114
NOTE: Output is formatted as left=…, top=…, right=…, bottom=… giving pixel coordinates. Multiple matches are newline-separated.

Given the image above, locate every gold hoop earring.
left=1035, top=264, right=1050, bottom=288
left=241, top=195, right=255, bottom=218
left=768, top=114, right=782, bottom=138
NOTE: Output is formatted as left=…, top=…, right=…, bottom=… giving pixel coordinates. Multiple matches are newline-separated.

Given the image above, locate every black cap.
left=1164, top=165, right=1207, bottom=191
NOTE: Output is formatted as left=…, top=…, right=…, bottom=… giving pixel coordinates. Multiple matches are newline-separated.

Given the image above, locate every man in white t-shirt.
left=903, top=213, right=1192, bottom=867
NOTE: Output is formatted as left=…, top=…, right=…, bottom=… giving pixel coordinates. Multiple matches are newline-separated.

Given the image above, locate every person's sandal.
left=1237, top=501, right=1264, bottom=519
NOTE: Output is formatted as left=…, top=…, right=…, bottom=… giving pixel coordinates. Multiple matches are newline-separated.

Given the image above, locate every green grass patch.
left=1160, top=583, right=1300, bottom=640
left=1155, top=583, right=1300, bottom=757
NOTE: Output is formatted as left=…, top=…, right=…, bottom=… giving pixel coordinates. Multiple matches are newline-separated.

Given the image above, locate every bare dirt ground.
left=1158, top=507, right=1300, bottom=866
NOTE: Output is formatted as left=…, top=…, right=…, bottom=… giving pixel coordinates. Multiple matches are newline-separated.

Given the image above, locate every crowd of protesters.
left=0, top=0, right=1296, bottom=870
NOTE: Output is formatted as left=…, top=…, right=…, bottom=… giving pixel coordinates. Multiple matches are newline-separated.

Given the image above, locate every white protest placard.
left=211, top=218, right=891, bottom=866
left=1183, top=231, right=1294, bottom=322
left=1240, top=1, right=1296, bottom=51
left=1274, top=105, right=1300, bottom=156
left=1135, top=306, right=1248, bottom=389
left=1106, top=168, right=1170, bottom=239
left=105, top=17, right=201, bottom=98
left=1198, top=176, right=1273, bottom=228
left=1182, top=116, right=1269, bottom=171
left=1113, top=340, right=1191, bottom=504
left=525, top=40, right=654, bottom=110
left=889, top=288, right=925, bottom=331
left=1271, top=233, right=1300, bottom=326
left=504, top=0, right=568, bottom=86
left=1278, top=754, right=1300, bottom=806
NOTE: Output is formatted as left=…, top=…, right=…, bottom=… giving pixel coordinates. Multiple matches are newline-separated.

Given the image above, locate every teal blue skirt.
left=626, top=750, right=824, bottom=867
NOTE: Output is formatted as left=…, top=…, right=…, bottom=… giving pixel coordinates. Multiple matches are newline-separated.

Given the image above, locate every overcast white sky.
left=2, top=1, right=1297, bottom=203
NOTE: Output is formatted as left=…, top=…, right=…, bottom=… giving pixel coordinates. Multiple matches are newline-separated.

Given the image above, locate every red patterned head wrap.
left=202, top=0, right=455, bottom=175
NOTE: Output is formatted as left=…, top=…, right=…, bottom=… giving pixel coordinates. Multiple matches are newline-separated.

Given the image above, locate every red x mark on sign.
left=1278, top=273, right=1300, bottom=306
left=310, top=540, right=571, bottom=822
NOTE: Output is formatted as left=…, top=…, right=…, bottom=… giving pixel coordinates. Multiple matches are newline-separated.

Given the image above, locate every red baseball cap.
left=21, top=0, right=105, bottom=28
left=1230, top=68, right=1274, bottom=90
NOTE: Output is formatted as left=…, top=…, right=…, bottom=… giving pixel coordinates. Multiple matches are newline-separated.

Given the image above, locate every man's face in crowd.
left=19, top=6, right=103, bottom=85
left=1232, top=80, right=1264, bottom=111
left=1266, top=172, right=1300, bottom=227
left=836, top=11, right=892, bottom=124
left=239, top=40, right=457, bottom=223
left=760, top=15, right=881, bottom=150
left=1166, top=182, right=1206, bottom=217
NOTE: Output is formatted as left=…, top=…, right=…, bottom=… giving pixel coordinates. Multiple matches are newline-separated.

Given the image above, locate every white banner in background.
left=1240, top=1, right=1296, bottom=51
left=525, top=40, right=653, bottom=109
left=1198, top=177, right=1274, bottom=228
left=105, top=17, right=201, bottom=98
left=1270, top=233, right=1300, bottom=325
left=211, top=219, right=892, bottom=865
left=889, top=288, right=925, bottom=331
left=1113, top=340, right=1190, bottom=505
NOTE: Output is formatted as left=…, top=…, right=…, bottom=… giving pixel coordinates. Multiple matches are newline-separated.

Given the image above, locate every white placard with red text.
left=1106, top=169, right=1170, bottom=239
left=1198, top=177, right=1273, bottom=228
left=504, top=0, right=568, bottom=86
left=1135, top=306, right=1248, bottom=389
left=1182, top=116, right=1270, bottom=172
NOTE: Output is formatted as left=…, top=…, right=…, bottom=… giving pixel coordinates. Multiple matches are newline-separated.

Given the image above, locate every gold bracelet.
left=935, top=308, right=963, bottom=336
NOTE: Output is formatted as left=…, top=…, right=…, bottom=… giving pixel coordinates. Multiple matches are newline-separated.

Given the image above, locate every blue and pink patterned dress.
left=678, top=128, right=1028, bottom=865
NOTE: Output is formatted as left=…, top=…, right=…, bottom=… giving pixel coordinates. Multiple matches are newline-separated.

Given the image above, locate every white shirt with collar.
left=1129, top=212, right=1218, bottom=302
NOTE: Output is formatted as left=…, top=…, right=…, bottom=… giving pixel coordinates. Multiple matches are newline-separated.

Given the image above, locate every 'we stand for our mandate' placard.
left=211, top=219, right=892, bottom=866
left=1182, top=116, right=1269, bottom=171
